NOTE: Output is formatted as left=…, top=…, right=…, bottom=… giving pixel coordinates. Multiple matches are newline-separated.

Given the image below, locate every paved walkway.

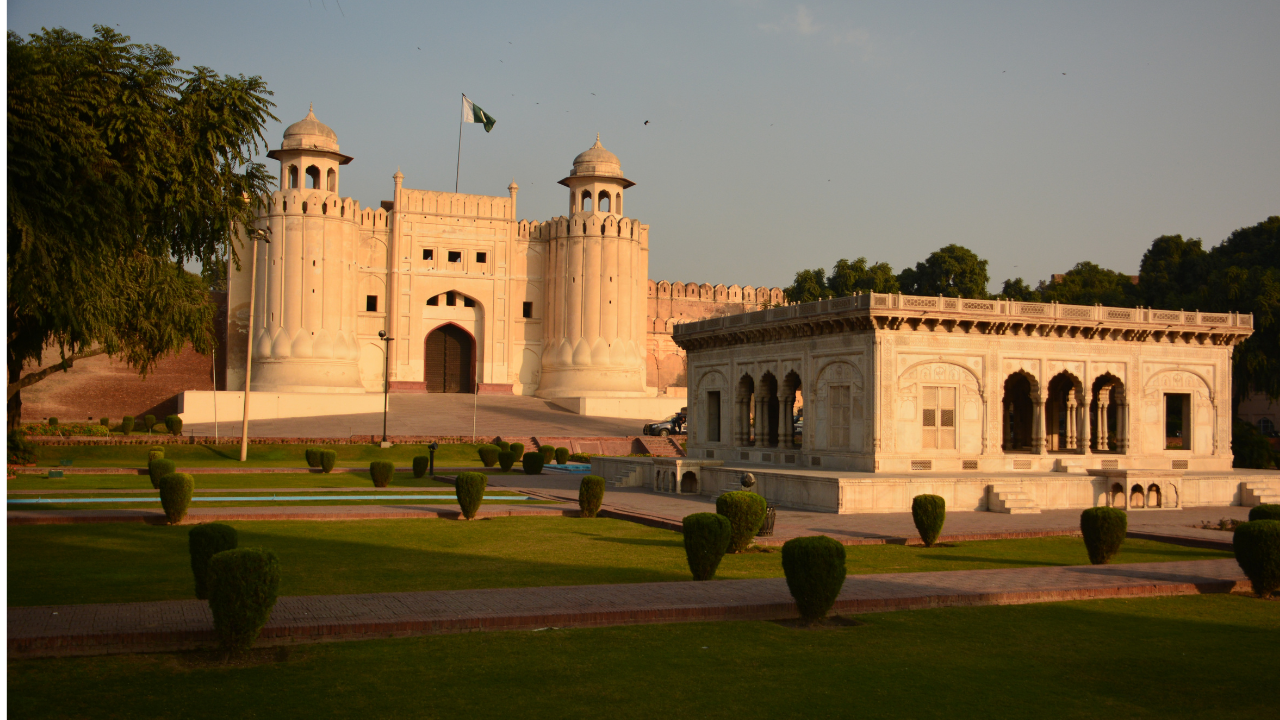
left=8, top=558, right=1248, bottom=658
left=7, top=502, right=576, bottom=525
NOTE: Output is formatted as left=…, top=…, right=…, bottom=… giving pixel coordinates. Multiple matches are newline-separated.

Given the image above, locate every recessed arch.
left=424, top=322, right=476, bottom=393
left=305, top=165, right=321, bottom=189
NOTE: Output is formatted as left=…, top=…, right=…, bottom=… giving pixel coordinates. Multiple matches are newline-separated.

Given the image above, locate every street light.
left=377, top=330, right=393, bottom=447
left=239, top=230, right=270, bottom=462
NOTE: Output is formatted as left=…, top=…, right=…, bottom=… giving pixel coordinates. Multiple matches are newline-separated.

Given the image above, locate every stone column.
left=1116, top=391, right=1129, bottom=453
left=781, top=392, right=795, bottom=450
left=1032, top=398, right=1046, bottom=454
left=755, top=393, right=767, bottom=449
left=1066, top=397, right=1077, bottom=450
left=1097, top=393, right=1110, bottom=451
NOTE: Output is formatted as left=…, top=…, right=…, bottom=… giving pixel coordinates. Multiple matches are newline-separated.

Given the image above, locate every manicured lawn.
left=8, top=594, right=1276, bottom=719
left=7, top=472, right=455, bottom=491
left=6, top=489, right=550, bottom=511
left=27, top=442, right=487, bottom=468
left=7, top=518, right=1230, bottom=606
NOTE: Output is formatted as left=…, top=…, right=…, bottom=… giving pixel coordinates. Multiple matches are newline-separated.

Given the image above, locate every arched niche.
left=814, top=360, right=865, bottom=453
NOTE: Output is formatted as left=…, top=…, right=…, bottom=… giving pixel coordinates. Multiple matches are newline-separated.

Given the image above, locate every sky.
left=10, top=0, right=1279, bottom=292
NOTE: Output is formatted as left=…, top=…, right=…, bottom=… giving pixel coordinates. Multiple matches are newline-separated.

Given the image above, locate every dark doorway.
left=424, top=324, right=474, bottom=393
left=1002, top=373, right=1034, bottom=452
left=680, top=471, right=698, bottom=494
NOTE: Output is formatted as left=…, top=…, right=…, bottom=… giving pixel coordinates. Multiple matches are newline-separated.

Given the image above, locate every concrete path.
left=7, top=502, right=577, bottom=526
left=8, top=558, right=1248, bottom=658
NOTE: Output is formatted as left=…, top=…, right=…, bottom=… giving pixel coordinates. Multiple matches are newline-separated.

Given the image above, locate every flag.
left=462, top=95, right=496, bottom=132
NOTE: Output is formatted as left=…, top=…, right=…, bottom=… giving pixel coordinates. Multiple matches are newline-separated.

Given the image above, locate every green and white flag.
left=462, top=95, right=496, bottom=132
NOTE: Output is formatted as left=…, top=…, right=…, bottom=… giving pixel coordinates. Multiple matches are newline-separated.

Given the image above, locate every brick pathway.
left=8, top=559, right=1247, bottom=659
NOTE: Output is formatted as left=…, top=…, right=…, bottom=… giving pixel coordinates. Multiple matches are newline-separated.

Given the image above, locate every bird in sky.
left=644, top=120, right=650, bottom=125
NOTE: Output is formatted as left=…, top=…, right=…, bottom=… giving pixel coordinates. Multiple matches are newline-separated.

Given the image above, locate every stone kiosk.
left=594, top=293, right=1280, bottom=513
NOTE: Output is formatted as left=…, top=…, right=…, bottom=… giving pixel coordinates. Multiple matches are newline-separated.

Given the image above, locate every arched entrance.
left=424, top=324, right=475, bottom=393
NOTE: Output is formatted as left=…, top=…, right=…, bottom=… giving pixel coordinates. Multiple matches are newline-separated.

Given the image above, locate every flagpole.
left=455, top=93, right=464, bottom=193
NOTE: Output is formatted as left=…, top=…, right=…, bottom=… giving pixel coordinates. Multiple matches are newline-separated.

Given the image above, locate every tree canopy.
left=783, top=257, right=899, bottom=304
left=896, top=244, right=990, bottom=299
left=1039, top=262, right=1138, bottom=307
left=7, top=26, right=276, bottom=427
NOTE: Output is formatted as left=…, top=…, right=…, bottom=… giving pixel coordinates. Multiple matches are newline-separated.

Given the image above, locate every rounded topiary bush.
left=206, top=547, right=281, bottom=652
left=1080, top=507, right=1128, bottom=565
left=716, top=491, right=767, bottom=553
left=579, top=475, right=605, bottom=518
left=569, top=452, right=590, bottom=464
left=1248, top=504, right=1280, bottom=522
left=121, top=416, right=135, bottom=435
left=148, top=449, right=165, bottom=463
left=540, top=445, right=556, bottom=464
left=319, top=449, right=337, bottom=473
left=48, top=417, right=59, bottom=427
left=413, top=455, right=430, bottom=478
left=148, top=458, right=177, bottom=489
left=455, top=471, right=487, bottom=520
left=522, top=452, right=544, bottom=475
left=144, top=415, right=156, bottom=433
left=555, top=447, right=570, bottom=465
left=510, top=442, right=525, bottom=458
left=100, top=417, right=110, bottom=428
left=369, top=460, right=394, bottom=487
left=781, top=536, right=848, bottom=624
left=188, top=523, right=238, bottom=600
left=911, top=494, right=947, bottom=547
left=477, top=444, right=500, bottom=468
left=497, top=450, right=516, bottom=472
left=682, top=512, right=732, bottom=581
left=164, top=414, right=183, bottom=436
left=305, top=447, right=322, bottom=468
left=495, top=440, right=511, bottom=452
left=159, top=473, right=195, bottom=524
left=1233, top=519, right=1280, bottom=597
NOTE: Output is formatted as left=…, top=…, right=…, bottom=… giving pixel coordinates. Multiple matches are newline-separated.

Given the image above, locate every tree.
left=1039, top=261, right=1138, bottom=307
left=1138, top=235, right=1208, bottom=311
left=783, top=268, right=830, bottom=304
left=828, top=257, right=899, bottom=296
left=7, top=26, right=276, bottom=428
left=998, top=277, right=1040, bottom=301
left=897, top=244, right=991, bottom=299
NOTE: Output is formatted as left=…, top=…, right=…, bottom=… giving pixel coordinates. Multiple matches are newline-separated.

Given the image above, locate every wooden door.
left=425, top=325, right=472, bottom=393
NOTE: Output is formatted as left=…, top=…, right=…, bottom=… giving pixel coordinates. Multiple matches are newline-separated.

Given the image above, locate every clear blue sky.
left=10, top=1, right=1279, bottom=292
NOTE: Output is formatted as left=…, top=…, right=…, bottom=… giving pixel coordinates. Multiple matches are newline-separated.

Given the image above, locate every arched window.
left=616, top=193, right=622, bottom=215
left=326, top=168, right=336, bottom=191
left=581, top=190, right=593, bottom=213
left=597, top=191, right=610, bottom=213
left=288, top=165, right=299, bottom=189
left=306, top=165, right=321, bottom=189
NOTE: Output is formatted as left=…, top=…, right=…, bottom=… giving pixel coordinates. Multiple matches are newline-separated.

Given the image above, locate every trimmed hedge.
left=305, top=447, right=322, bottom=468
left=510, top=442, right=525, bottom=458
left=555, top=447, right=570, bottom=465
left=911, top=494, right=947, bottom=547
left=456, top=471, right=487, bottom=520
left=159, top=473, right=195, bottom=524
left=148, top=458, right=177, bottom=489
left=1080, top=507, right=1128, bottom=565
left=569, top=453, right=590, bottom=464
left=716, top=491, right=767, bottom=553
left=540, top=445, right=557, bottom=464
left=477, top=444, right=500, bottom=468
left=413, top=456, right=430, bottom=478
left=1248, top=504, right=1280, bottom=522
left=522, top=452, right=544, bottom=475
left=319, top=449, right=336, bottom=473
left=206, top=548, right=281, bottom=652
left=144, top=415, right=156, bottom=433
left=579, top=475, right=605, bottom=518
left=497, top=451, right=516, bottom=472
left=121, top=416, right=135, bottom=435
left=188, top=523, right=238, bottom=600
left=100, top=417, right=110, bottom=427
left=148, top=449, right=165, bottom=463
left=495, top=440, right=511, bottom=452
left=164, top=414, right=183, bottom=436
left=1233, top=520, right=1280, bottom=597
left=48, top=417, right=58, bottom=426
left=369, top=461, right=394, bottom=487
left=682, top=513, right=731, bottom=581
left=781, top=535, right=848, bottom=624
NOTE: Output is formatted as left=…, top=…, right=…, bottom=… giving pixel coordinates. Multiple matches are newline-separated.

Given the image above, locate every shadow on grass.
left=588, top=537, right=682, bottom=548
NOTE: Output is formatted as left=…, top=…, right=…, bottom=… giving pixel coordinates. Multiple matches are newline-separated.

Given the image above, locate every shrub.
left=206, top=548, right=281, bottom=652
left=1080, top=507, right=1128, bottom=565
left=148, top=449, right=165, bottom=463
left=1233, top=419, right=1277, bottom=469
left=412, top=456, right=430, bottom=478
left=510, top=442, right=525, bottom=457
left=121, top=416, right=135, bottom=435
left=782, top=536, right=848, bottom=624
left=1249, top=504, right=1280, bottom=522
left=540, top=445, right=556, bottom=464
left=497, top=451, right=516, bottom=472
left=369, top=461, right=394, bottom=487
left=189, top=523, right=238, bottom=600
left=164, top=414, right=183, bottom=436
left=319, top=449, right=336, bottom=473
left=521, top=452, right=544, bottom=475
left=148, top=458, right=177, bottom=489
left=477, top=444, right=500, bottom=468
left=48, top=417, right=58, bottom=427
left=555, top=447, right=570, bottom=465
left=7, top=429, right=37, bottom=465
left=569, top=453, right=590, bottom=464
left=911, top=494, right=947, bottom=547
left=23, top=422, right=109, bottom=437
left=495, top=440, right=511, bottom=452
left=305, top=447, right=322, bottom=468
left=99, top=417, right=110, bottom=427
left=716, top=491, right=767, bottom=553
left=455, top=471, right=487, bottom=520
left=159, top=473, right=195, bottom=524
left=144, top=414, right=156, bottom=433
left=682, top=513, right=731, bottom=581
left=579, top=475, right=605, bottom=517
left=1233, top=520, right=1280, bottom=597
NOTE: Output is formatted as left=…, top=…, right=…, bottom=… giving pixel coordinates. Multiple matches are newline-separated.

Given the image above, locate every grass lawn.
left=8, top=472, right=456, bottom=491
left=7, top=518, right=1231, bottom=606
left=6, top=489, right=551, bottom=511
left=8, top=594, right=1277, bottom=719
left=26, top=442, right=488, bottom=468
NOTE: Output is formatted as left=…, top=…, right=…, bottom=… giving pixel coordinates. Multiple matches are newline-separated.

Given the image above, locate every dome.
left=560, top=134, right=634, bottom=188
left=280, top=104, right=339, bottom=152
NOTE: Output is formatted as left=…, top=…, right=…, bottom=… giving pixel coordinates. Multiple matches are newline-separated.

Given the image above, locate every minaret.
left=536, top=136, right=648, bottom=398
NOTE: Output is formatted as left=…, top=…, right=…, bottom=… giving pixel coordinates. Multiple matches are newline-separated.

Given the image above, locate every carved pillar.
left=1066, top=396, right=1077, bottom=450
left=754, top=393, right=767, bottom=449
left=737, top=395, right=751, bottom=446
left=1116, top=389, right=1129, bottom=453
left=1003, top=403, right=1013, bottom=451
left=1097, top=393, right=1110, bottom=451
left=1032, top=397, right=1046, bottom=454
left=781, top=391, right=795, bottom=450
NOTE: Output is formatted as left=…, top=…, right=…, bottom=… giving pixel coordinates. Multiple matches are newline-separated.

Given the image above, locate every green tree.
left=897, top=244, right=991, bottom=299
left=783, top=268, right=830, bottom=304
left=828, top=257, right=899, bottom=296
left=1138, top=235, right=1208, bottom=311
left=7, top=26, right=276, bottom=428
left=1040, top=262, right=1138, bottom=307
left=998, top=277, right=1040, bottom=301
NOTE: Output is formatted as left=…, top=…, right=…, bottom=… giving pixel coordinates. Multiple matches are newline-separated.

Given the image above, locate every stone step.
left=1242, top=482, right=1280, bottom=507
left=990, top=488, right=1041, bottom=514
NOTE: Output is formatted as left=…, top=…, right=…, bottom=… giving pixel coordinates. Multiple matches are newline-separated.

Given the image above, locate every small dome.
left=570, top=134, right=622, bottom=178
left=280, top=104, right=339, bottom=152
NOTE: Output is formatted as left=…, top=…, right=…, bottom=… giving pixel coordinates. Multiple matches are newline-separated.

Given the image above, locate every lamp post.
left=377, top=330, right=393, bottom=447
left=239, top=230, right=270, bottom=462
left=428, top=441, right=438, bottom=478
